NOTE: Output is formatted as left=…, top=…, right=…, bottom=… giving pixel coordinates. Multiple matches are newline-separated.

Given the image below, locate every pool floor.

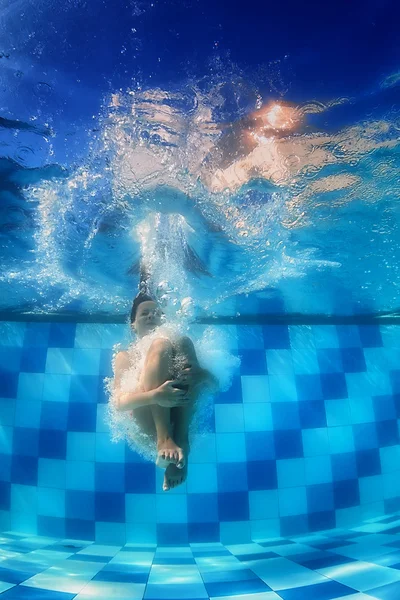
left=1, top=513, right=400, bottom=599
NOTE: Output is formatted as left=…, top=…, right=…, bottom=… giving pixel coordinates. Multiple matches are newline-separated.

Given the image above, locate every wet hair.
left=130, top=293, right=155, bottom=324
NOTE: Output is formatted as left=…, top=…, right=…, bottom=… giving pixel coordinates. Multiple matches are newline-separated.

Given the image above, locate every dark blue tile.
left=317, top=348, right=343, bottom=373
left=274, top=430, right=303, bottom=459
left=299, top=401, right=327, bottom=429
left=215, top=375, right=243, bottom=404
left=0, top=348, right=21, bottom=371
left=394, top=395, right=400, bottom=418
left=320, top=373, right=348, bottom=400
left=95, top=492, right=125, bottom=522
left=271, top=403, right=300, bottom=430
left=12, top=428, right=39, bottom=456
left=237, top=551, right=279, bottom=561
left=247, top=460, right=277, bottom=490
left=66, top=490, right=95, bottom=520
left=358, top=325, right=383, bottom=348
left=205, top=578, right=271, bottom=597
left=0, top=585, right=75, bottom=599
left=49, top=323, right=76, bottom=348
left=99, top=349, right=113, bottom=376
left=278, top=580, right=357, bottom=600
left=65, top=517, right=95, bottom=541
left=69, top=375, right=99, bottom=403
left=308, top=510, right=336, bottom=532
left=376, top=419, right=399, bottom=447
left=67, top=403, right=97, bottom=432
left=245, top=431, right=275, bottom=461
left=262, top=325, right=290, bottom=349
left=157, top=523, right=188, bottom=544
left=356, top=448, right=382, bottom=477
left=373, top=395, right=396, bottom=422
left=187, top=494, right=219, bottom=522
left=258, top=294, right=285, bottom=314
left=307, top=483, right=334, bottom=513
left=217, top=462, right=248, bottom=492
left=11, top=455, right=38, bottom=485
left=40, top=401, right=69, bottom=430
left=0, top=481, right=10, bottom=510
left=188, top=522, right=219, bottom=542
left=295, top=374, right=323, bottom=401
left=336, top=326, right=362, bottom=347
left=96, top=463, right=125, bottom=493
left=391, top=371, right=400, bottom=394
left=331, top=453, right=357, bottom=481
left=20, top=347, right=47, bottom=373
left=341, top=347, right=366, bottom=373
left=125, top=463, right=156, bottom=493
left=352, top=423, right=378, bottom=450
left=239, top=350, right=267, bottom=375
left=218, top=492, right=249, bottom=521
left=0, top=566, right=34, bottom=584
left=0, top=371, right=18, bottom=398
left=333, top=479, right=360, bottom=509
left=280, top=514, right=308, bottom=536
left=37, top=515, right=65, bottom=538
left=93, top=570, right=148, bottom=583
left=39, top=429, right=67, bottom=459
left=303, top=553, right=354, bottom=569
left=0, top=453, right=11, bottom=481
left=24, top=323, right=50, bottom=347
left=385, top=497, right=400, bottom=514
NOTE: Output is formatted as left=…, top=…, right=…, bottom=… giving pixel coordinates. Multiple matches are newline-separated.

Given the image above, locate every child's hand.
left=154, top=380, right=191, bottom=407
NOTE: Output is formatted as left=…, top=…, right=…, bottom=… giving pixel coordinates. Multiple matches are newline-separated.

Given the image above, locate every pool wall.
left=1, top=321, right=400, bottom=545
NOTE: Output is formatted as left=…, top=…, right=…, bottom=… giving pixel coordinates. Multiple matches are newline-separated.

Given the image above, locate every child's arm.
left=113, top=351, right=156, bottom=411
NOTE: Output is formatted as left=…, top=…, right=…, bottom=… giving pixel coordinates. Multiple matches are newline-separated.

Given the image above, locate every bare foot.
left=156, top=437, right=184, bottom=468
left=163, top=442, right=190, bottom=491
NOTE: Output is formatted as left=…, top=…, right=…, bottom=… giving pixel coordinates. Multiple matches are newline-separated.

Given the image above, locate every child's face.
left=133, top=301, right=162, bottom=337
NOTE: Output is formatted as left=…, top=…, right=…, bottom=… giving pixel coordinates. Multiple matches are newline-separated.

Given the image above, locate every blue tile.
left=278, top=580, right=357, bottom=599
left=368, top=580, right=400, bottom=600
left=295, top=374, right=323, bottom=401
left=37, top=515, right=65, bottom=538
left=353, top=422, right=378, bottom=450
left=0, top=453, right=11, bottom=481
left=40, top=401, right=69, bottom=430
left=274, top=430, right=303, bottom=459
left=356, top=448, right=382, bottom=477
left=376, top=419, right=399, bottom=447
left=99, top=349, right=113, bottom=376
left=0, top=481, right=10, bottom=510
left=205, top=578, right=271, bottom=597
left=95, top=492, right=125, bottom=522
left=333, top=479, right=360, bottom=509
left=66, top=517, right=95, bottom=540
left=237, top=326, right=264, bottom=349
left=0, top=585, right=75, bottom=598
left=317, top=348, right=343, bottom=373
left=299, top=401, right=327, bottom=429
left=391, top=371, right=400, bottom=394
left=308, top=510, right=336, bottom=532
left=39, top=429, right=67, bottom=459
left=336, top=325, right=362, bottom=347
left=280, top=514, right=308, bottom=536
left=12, top=427, right=39, bottom=456
left=125, top=463, right=156, bottom=493
left=65, top=490, right=95, bottom=520
left=262, top=325, right=290, bottom=349
left=341, top=347, right=366, bottom=372
left=21, top=347, right=47, bottom=373
left=218, top=492, right=249, bottom=521
left=247, top=460, right=277, bottom=490
left=96, top=462, right=125, bottom=493
left=245, top=431, right=275, bottom=461
left=67, top=402, right=97, bottom=432
left=307, top=483, right=334, bottom=513
left=0, top=371, right=19, bottom=397
left=92, top=569, right=148, bottom=583
left=49, top=323, right=76, bottom=348
left=358, top=324, right=383, bottom=347
left=187, top=494, right=219, bottom=522
left=239, top=350, right=267, bottom=375
left=69, top=374, right=99, bottom=403
left=331, top=453, right=358, bottom=481
left=215, top=375, right=243, bottom=404
left=157, top=523, right=189, bottom=544
left=271, top=403, right=300, bottom=430
left=217, top=462, right=248, bottom=492
left=0, top=348, right=21, bottom=371
left=373, top=395, right=396, bottom=421
left=24, top=323, right=50, bottom=347
left=11, top=456, right=38, bottom=485
left=320, top=373, right=348, bottom=400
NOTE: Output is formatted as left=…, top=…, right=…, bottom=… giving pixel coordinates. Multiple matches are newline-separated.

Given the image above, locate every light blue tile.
left=95, top=522, right=126, bottom=545
left=249, top=490, right=279, bottom=520
left=243, top=403, right=272, bottom=432
left=312, top=325, right=340, bottom=348
left=11, top=484, right=38, bottom=513
left=238, top=326, right=265, bottom=349
left=304, top=455, right=332, bottom=485
left=359, top=475, right=384, bottom=504
left=42, top=373, right=71, bottom=403
left=380, top=446, right=400, bottom=473
left=126, top=494, right=157, bottom=523
left=38, top=458, right=66, bottom=489
left=289, top=325, right=315, bottom=350
left=318, top=559, right=400, bottom=592
left=302, top=428, right=330, bottom=457
left=268, top=374, right=297, bottom=402
left=214, top=404, right=244, bottom=433
left=216, top=433, right=247, bottom=463
left=66, top=461, right=95, bottom=491
left=381, top=325, right=400, bottom=348
left=15, top=398, right=41, bottom=428
left=325, top=399, right=352, bottom=426
left=348, top=396, right=375, bottom=424
left=45, top=348, right=74, bottom=374
left=383, top=472, right=400, bottom=499
left=96, top=432, right=125, bottom=463
left=10, top=511, right=37, bottom=535
left=292, top=348, right=319, bottom=374
left=250, top=518, right=280, bottom=542
left=0, top=322, right=26, bottom=346
left=97, top=404, right=110, bottom=433
left=220, top=521, right=251, bottom=545
left=187, top=464, right=218, bottom=493
left=277, top=459, right=305, bottom=488
left=0, top=426, right=13, bottom=454
left=75, top=324, right=103, bottom=349
left=126, top=522, right=157, bottom=544
left=360, top=501, right=385, bottom=521
left=279, top=487, right=307, bottom=517
left=156, top=495, right=188, bottom=523
left=37, top=487, right=65, bottom=518
left=190, top=434, right=217, bottom=463
left=328, top=426, right=355, bottom=454
left=241, top=375, right=270, bottom=402
left=101, top=324, right=130, bottom=349
left=266, top=350, right=293, bottom=375
left=0, top=397, right=16, bottom=426
left=18, top=372, right=45, bottom=401
left=335, top=505, right=362, bottom=529
left=73, top=349, right=101, bottom=375
left=145, top=582, right=208, bottom=599
left=67, top=432, right=96, bottom=461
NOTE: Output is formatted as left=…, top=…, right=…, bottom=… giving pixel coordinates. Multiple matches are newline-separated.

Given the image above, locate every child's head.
left=130, top=293, right=162, bottom=338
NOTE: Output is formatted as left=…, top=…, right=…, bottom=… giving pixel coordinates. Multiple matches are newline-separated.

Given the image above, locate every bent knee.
left=148, top=338, right=173, bottom=356
left=174, top=336, right=194, bottom=352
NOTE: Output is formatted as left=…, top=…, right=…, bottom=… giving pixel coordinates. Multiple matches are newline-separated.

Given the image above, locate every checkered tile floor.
left=2, top=513, right=400, bottom=599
